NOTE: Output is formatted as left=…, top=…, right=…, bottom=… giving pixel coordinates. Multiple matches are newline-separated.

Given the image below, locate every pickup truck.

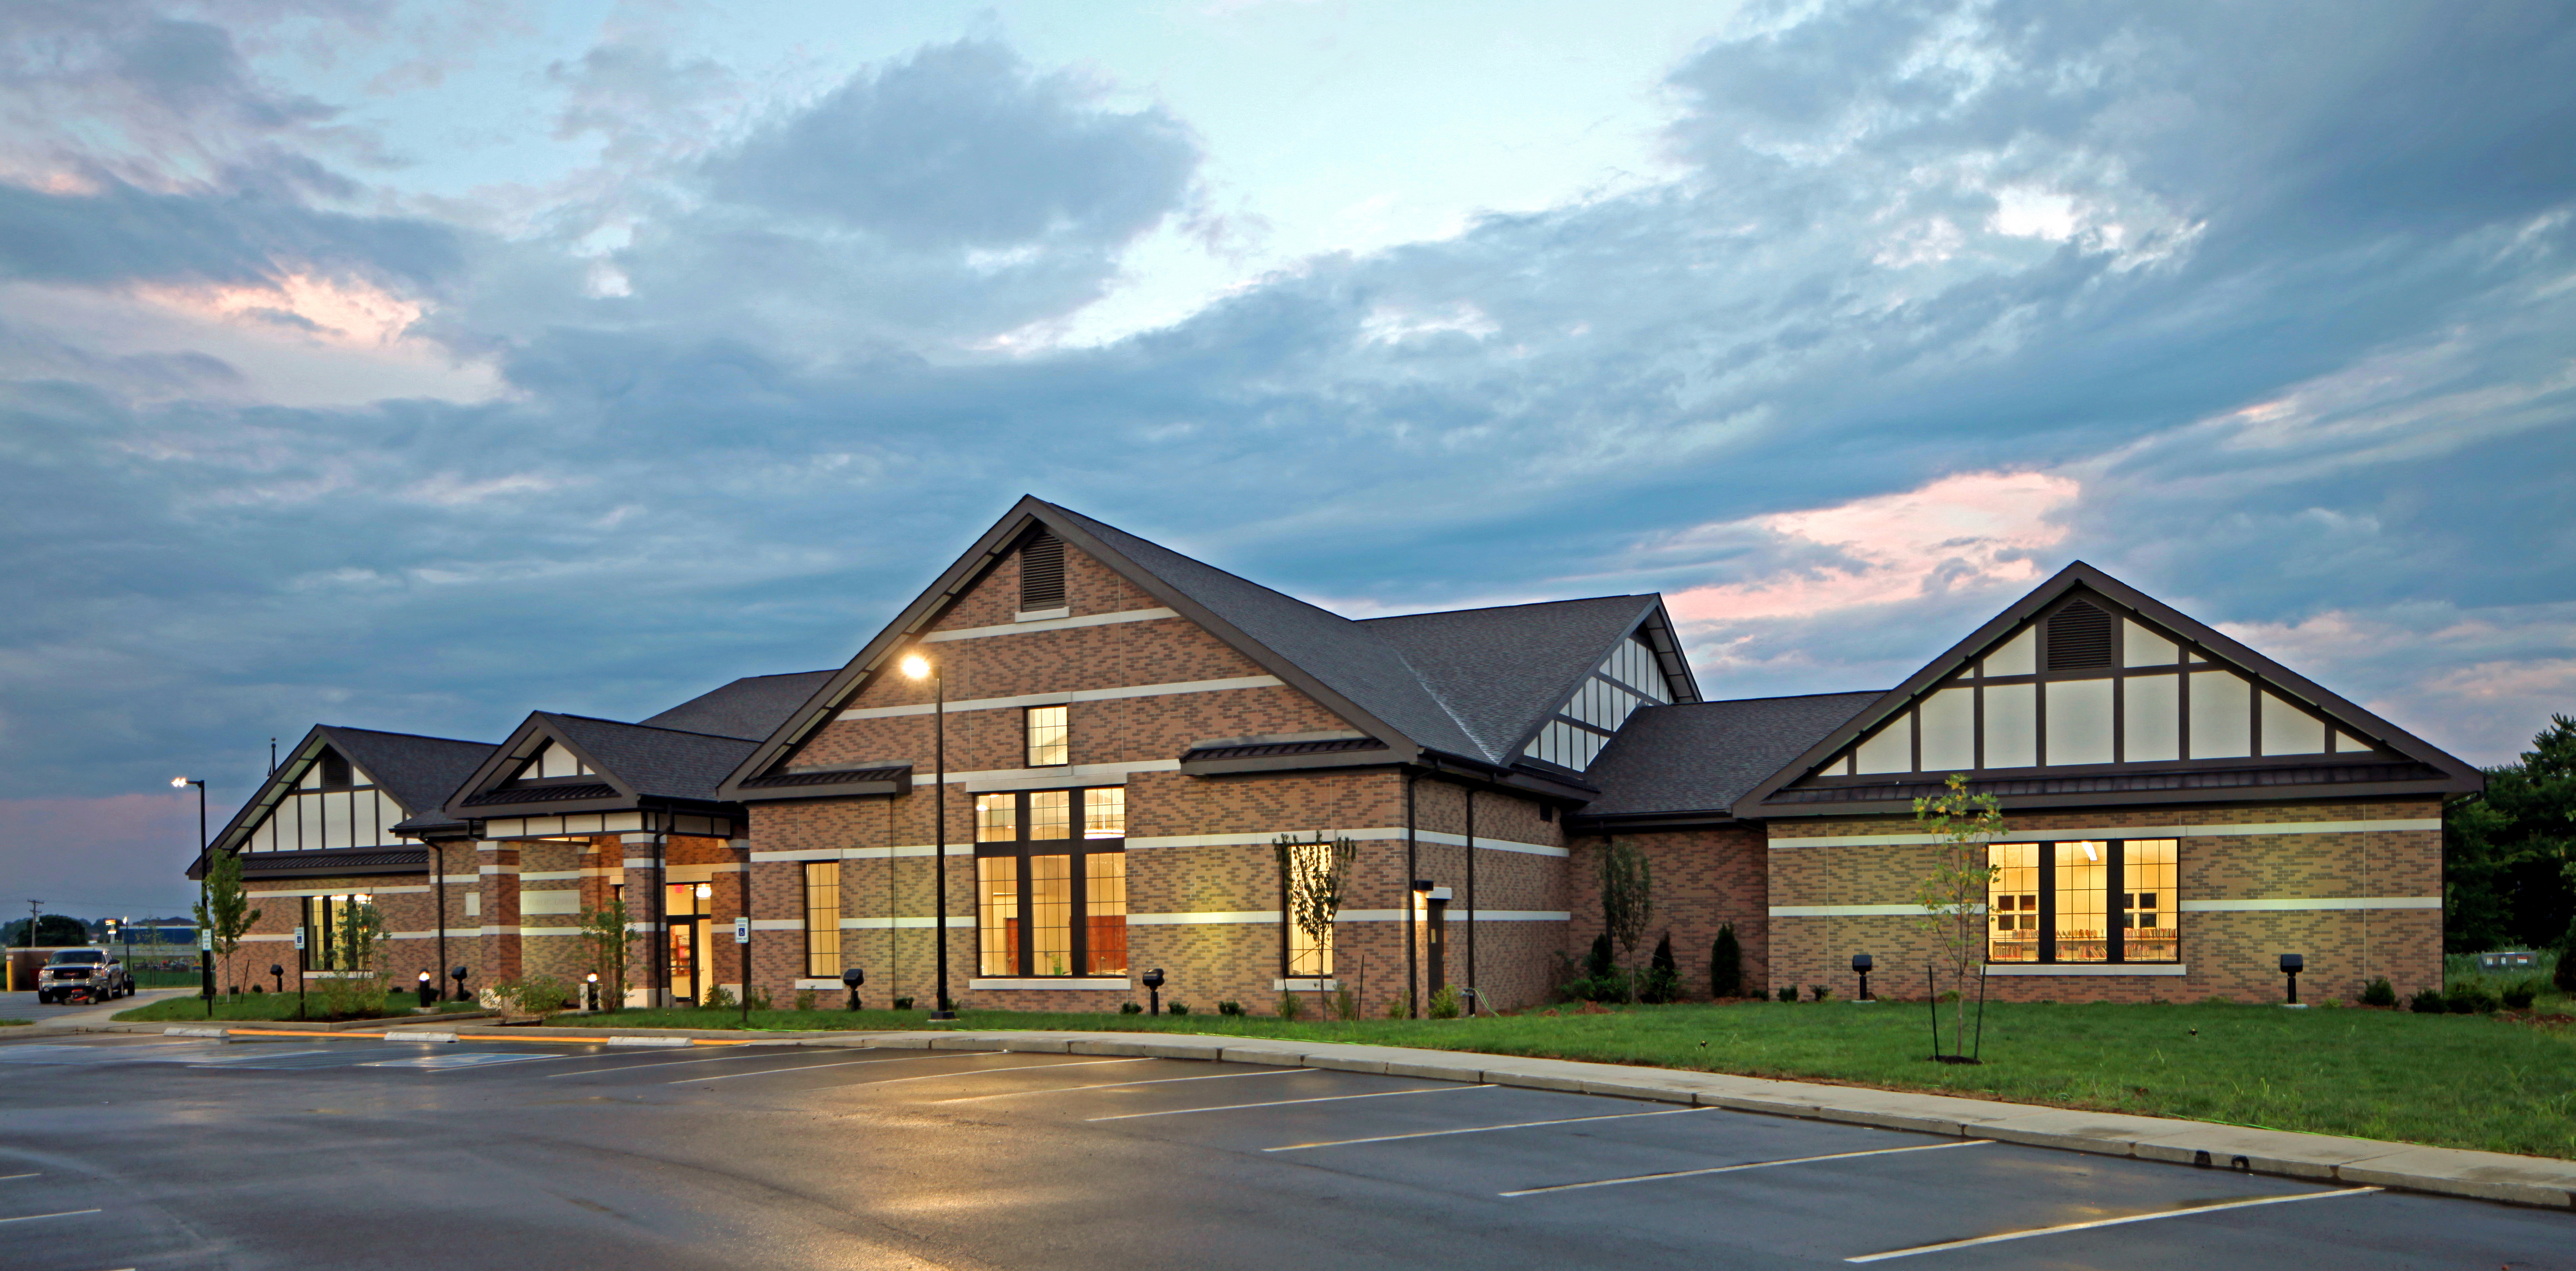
left=36, top=949, right=133, bottom=1003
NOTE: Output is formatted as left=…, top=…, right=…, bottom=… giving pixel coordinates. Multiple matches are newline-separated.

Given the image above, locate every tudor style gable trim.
left=1728, top=562, right=2485, bottom=816
left=442, top=712, right=643, bottom=819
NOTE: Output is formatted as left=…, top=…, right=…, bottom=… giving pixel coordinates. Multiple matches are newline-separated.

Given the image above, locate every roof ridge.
left=540, top=712, right=764, bottom=743
left=1354, top=595, right=1656, bottom=623
left=1688, top=690, right=1889, bottom=706
left=317, top=724, right=495, bottom=746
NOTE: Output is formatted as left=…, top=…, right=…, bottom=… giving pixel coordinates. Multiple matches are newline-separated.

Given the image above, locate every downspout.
left=432, top=837, right=446, bottom=996
left=1464, top=787, right=1477, bottom=1017
left=655, top=810, right=670, bottom=1008
left=1405, top=771, right=1419, bottom=1019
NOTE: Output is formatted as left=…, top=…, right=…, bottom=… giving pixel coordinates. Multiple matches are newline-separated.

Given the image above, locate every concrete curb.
left=832, top=1029, right=2576, bottom=1211
left=35, top=1018, right=2570, bottom=1209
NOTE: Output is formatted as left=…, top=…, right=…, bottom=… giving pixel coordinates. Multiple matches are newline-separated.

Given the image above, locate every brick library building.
left=191, top=497, right=2482, bottom=1014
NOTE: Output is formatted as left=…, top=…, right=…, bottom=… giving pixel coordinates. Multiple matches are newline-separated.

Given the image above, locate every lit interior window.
left=1026, top=704, right=1069, bottom=767
left=2122, top=840, right=2179, bottom=961
left=977, top=857, right=1017, bottom=976
left=1988, top=843, right=2038, bottom=963
left=1028, top=854, right=1073, bottom=976
left=975, top=793, right=1017, bottom=842
left=2052, top=842, right=2108, bottom=963
left=1083, top=787, right=1125, bottom=839
left=803, top=862, right=841, bottom=978
left=1028, top=790, right=1070, bottom=840
left=1085, top=854, right=1127, bottom=975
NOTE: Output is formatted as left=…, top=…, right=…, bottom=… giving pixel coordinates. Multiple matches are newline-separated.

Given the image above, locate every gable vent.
left=1019, top=532, right=1066, bottom=611
left=2048, top=601, right=2115, bottom=669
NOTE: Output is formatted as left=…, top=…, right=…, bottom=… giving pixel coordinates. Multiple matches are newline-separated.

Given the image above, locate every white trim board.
left=837, top=916, right=972, bottom=930
left=1985, top=964, right=2189, bottom=977
left=839, top=675, right=1280, bottom=720
left=970, top=978, right=1132, bottom=991
left=1773, top=897, right=2438, bottom=918
left=1126, top=827, right=1565, bottom=858
left=919, top=608, right=1176, bottom=643
left=239, top=884, right=431, bottom=898
left=1769, top=819, right=2443, bottom=850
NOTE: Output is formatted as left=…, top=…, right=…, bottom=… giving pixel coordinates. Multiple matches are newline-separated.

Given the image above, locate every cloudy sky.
left=6, top=0, right=2573, bottom=916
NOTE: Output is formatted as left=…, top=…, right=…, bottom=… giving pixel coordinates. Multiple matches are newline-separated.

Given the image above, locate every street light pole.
left=175, top=777, right=208, bottom=1015
left=903, top=654, right=954, bottom=1021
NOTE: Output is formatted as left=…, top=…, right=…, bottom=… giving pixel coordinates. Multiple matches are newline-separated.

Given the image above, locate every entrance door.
left=1426, top=898, right=1448, bottom=997
left=666, top=883, right=709, bottom=1006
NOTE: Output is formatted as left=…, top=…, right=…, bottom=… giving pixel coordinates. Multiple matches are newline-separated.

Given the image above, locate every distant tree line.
left=2445, top=714, right=2576, bottom=954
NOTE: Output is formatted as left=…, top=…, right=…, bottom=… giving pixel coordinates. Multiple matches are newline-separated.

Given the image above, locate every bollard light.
left=450, top=964, right=471, bottom=1002
left=584, top=972, right=601, bottom=1012
left=2278, top=953, right=2305, bottom=1007
left=271, top=964, right=285, bottom=995
left=1142, top=967, right=1166, bottom=1017
left=1851, top=952, right=1875, bottom=1002
left=841, top=966, right=866, bottom=1011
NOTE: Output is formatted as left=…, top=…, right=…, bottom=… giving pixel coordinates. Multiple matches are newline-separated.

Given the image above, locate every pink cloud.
left=1665, top=470, right=2080, bottom=623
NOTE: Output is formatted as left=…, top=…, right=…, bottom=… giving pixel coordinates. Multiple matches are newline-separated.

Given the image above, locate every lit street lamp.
left=173, top=776, right=208, bottom=1016
left=901, top=653, right=955, bottom=1021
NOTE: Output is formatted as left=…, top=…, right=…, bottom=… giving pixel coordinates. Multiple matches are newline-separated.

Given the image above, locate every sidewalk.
left=58, top=1019, right=2576, bottom=1210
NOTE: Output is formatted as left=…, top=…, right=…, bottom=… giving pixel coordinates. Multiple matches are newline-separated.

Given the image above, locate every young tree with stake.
left=576, top=897, right=635, bottom=1012
left=1597, top=838, right=1652, bottom=1003
left=1913, top=773, right=2004, bottom=1057
left=1275, top=832, right=1357, bottom=1019
left=192, top=850, right=261, bottom=1000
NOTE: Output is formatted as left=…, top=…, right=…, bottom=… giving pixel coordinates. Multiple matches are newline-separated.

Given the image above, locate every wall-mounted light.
left=694, top=883, right=712, bottom=900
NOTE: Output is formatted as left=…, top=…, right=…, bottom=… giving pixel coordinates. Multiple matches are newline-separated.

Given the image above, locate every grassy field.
left=547, top=997, right=2576, bottom=1158
left=114, top=992, right=483, bottom=1023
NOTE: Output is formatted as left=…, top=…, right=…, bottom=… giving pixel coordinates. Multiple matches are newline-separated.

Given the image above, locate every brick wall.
left=1763, top=799, right=2443, bottom=1003
left=1565, top=825, right=1768, bottom=1001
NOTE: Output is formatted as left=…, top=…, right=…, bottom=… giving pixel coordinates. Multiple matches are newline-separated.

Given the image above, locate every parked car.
left=37, top=949, right=132, bottom=1003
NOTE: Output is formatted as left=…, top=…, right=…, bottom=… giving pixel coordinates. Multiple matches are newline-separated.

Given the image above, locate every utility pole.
left=24, top=900, right=39, bottom=949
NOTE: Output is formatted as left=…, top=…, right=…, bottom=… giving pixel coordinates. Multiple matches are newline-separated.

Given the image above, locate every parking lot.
left=2, top=1031, right=2569, bottom=1270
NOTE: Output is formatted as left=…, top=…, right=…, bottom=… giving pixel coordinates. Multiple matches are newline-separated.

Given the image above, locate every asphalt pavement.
left=1, top=1031, right=2569, bottom=1270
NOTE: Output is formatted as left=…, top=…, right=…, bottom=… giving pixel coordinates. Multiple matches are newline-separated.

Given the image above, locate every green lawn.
left=548, top=998, right=2576, bottom=1158
left=114, top=992, right=481, bottom=1023
left=0, top=1018, right=29, bottom=1027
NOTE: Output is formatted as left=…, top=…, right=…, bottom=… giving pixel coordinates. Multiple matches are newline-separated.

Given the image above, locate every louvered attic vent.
left=1020, top=532, right=1066, bottom=611
left=2048, top=600, right=2115, bottom=669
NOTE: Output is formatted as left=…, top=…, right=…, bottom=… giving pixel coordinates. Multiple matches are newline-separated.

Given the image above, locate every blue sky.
left=5, top=0, right=2573, bottom=916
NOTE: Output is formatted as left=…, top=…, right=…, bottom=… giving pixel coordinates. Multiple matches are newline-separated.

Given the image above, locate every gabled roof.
left=445, top=712, right=760, bottom=820
left=1729, top=562, right=2486, bottom=816
left=720, top=497, right=1685, bottom=800
left=1572, top=692, right=1885, bottom=829
left=206, top=724, right=495, bottom=857
left=641, top=670, right=836, bottom=740
left=1360, top=596, right=1700, bottom=762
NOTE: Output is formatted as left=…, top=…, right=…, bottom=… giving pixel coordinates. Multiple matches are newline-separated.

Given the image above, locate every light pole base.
left=927, top=1010, right=957, bottom=1021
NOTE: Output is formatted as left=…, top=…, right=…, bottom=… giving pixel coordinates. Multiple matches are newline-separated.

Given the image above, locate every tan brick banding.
left=1763, top=800, right=2443, bottom=1003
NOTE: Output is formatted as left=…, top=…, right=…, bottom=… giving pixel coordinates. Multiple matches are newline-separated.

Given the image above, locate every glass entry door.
left=666, top=883, right=710, bottom=1005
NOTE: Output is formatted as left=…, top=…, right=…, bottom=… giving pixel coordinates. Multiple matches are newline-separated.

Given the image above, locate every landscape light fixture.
left=842, top=966, right=866, bottom=1011
left=585, top=972, right=601, bottom=1012
left=173, top=776, right=209, bottom=1014
left=1851, top=952, right=1875, bottom=1002
left=416, top=969, right=436, bottom=1008
left=271, top=964, right=285, bottom=995
left=1142, top=967, right=1166, bottom=1017
left=450, top=964, right=471, bottom=1002
left=2278, top=953, right=2305, bottom=1007
left=903, top=652, right=955, bottom=1021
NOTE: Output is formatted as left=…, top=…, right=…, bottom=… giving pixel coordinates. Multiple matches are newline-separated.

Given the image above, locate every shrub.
left=1775, top=986, right=1796, bottom=1003
left=1167, top=1002, right=1191, bottom=1016
left=1120, top=1001, right=1143, bottom=1015
left=1809, top=985, right=1832, bottom=1002
left=793, top=990, right=817, bottom=1011
left=702, top=986, right=736, bottom=1010
left=2409, top=988, right=2448, bottom=1013
left=1710, top=923, right=1742, bottom=998
left=1217, top=1000, right=1244, bottom=1017
left=1584, top=932, right=1615, bottom=980
left=1384, top=992, right=1410, bottom=1019
left=746, top=988, right=773, bottom=1012
left=491, top=976, right=572, bottom=1017
left=2446, top=982, right=2499, bottom=1015
left=1276, top=993, right=1303, bottom=1020
left=1429, top=984, right=1462, bottom=1019
left=2557, top=938, right=2576, bottom=995
left=2502, top=979, right=2539, bottom=1011
left=1334, top=984, right=1359, bottom=1021
left=1642, top=933, right=1681, bottom=1004
left=2361, top=977, right=2396, bottom=1007
left=893, top=995, right=916, bottom=1010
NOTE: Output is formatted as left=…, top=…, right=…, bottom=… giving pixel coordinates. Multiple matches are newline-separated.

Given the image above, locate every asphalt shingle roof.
left=1581, top=692, right=1885, bottom=817
left=322, top=726, right=494, bottom=817
left=1045, top=502, right=1657, bottom=767
left=543, top=713, right=761, bottom=804
left=640, top=670, right=835, bottom=741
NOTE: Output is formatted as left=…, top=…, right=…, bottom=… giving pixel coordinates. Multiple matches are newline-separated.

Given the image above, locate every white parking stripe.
left=0, top=1174, right=36, bottom=1181
left=1089, top=1083, right=1495, bottom=1122
left=1267, top=1106, right=1712, bottom=1152
left=669, top=1053, right=951, bottom=1083
left=827, top=1058, right=1156, bottom=1089
left=935, top=1067, right=1308, bottom=1103
left=0, top=1209, right=102, bottom=1224
left=544, top=1050, right=812, bottom=1077
left=1502, top=1139, right=1990, bottom=1196
left=1845, top=1185, right=2383, bottom=1262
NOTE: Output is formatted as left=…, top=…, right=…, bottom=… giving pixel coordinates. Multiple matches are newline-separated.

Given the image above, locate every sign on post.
left=292, top=928, right=306, bottom=951
left=733, top=916, right=750, bottom=944
left=198, top=929, right=212, bottom=951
